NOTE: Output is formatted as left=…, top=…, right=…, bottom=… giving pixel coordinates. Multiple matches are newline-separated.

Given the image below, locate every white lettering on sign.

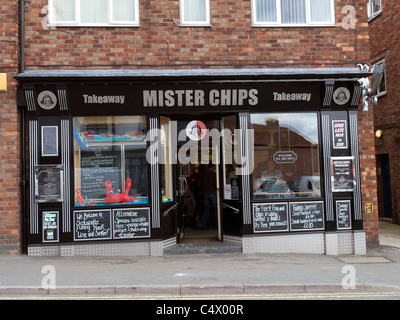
left=83, top=94, right=125, bottom=104
left=273, top=92, right=312, bottom=102
left=143, top=89, right=258, bottom=107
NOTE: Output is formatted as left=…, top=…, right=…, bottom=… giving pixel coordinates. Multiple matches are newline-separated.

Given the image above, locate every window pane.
left=281, top=0, right=306, bottom=24
left=160, top=117, right=173, bottom=203
left=255, top=0, right=277, bottom=22
left=80, top=0, right=108, bottom=24
left=379, top=71, right=386, bottom=94
left=73, top=116, right=148, bottom=206
left=112, top=0, right=136, bottom=21
left=372, top=0, right=381, bottom=14
left=310, top=0, right=331, bottom=22
left=251, top=113, right=320, bottom=200
left=52, top=0, right=76, bottom=22
left=183, top=0, right=207, bottom=22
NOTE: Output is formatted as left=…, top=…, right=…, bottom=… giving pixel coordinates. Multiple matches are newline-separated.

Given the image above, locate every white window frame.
left=372, top=59, right=387, bottom=97
left=251, top=0, right=335, bottom=27
left=179, top=0, right=211, bottom=26
left=48, top=0, right=140, bottom=27
left=367, top=0, right=382, bottom=21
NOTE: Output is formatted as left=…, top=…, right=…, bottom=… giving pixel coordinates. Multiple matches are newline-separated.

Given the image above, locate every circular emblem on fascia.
left=333, top=87, right=351, bottom=105
left=37, top=91, right=57, bottom=110
left=186, top=120, right=207, bottom=141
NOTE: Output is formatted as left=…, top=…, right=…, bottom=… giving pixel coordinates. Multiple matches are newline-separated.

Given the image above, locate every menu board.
left=80, top=147, right=122, bottom=199
left=253, top=203, right=289, bottom=233
left=289, top=201, right=324, bottom=231
left=331, top=157, right=355, bottom=192
left=332, top=120, right=348, bottom=149
left=42, top=211, right=59, bottom=243
left=74, top=209, right=112, bottom=241
left=113, top=208, right=151, bottom=239
left=336, top=200, right=352, bottom=230
left=35, top=165, right=63, bottom=202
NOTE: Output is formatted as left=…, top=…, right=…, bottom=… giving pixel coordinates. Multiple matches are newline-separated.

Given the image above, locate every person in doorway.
left=188, top=164, right=206, bottom=228
left=198, top=163, right=218, bottom=229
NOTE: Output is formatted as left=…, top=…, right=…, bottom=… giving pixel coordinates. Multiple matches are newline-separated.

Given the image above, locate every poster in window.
left=35, top=165, right=63, bottom=202
left=41, top=126, right=58, bottom=157
left=42, top=211, right=59, bottom=242
left=331, top=157, right=355, bottom=192
left=332, top=120, right=348, bottom=149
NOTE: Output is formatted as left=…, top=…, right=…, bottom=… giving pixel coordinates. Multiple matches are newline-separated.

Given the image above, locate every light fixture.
left=375, top=130, right=383, bottom=138
left=0, top=73, right=7, bottom=92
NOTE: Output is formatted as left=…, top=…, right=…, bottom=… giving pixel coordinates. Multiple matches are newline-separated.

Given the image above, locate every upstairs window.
left=367, top=0, right=382, bottom=20
left=48, top=0, right=139, bottom=26
left=180, top=0, right=211, bottom=26
left=252, top=0, right=335, bottom=26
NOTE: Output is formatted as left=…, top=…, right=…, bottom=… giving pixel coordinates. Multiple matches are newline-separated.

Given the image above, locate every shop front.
left=17, top=68, right=367, bottom=256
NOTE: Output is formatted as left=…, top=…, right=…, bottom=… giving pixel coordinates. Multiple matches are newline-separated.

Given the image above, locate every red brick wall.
left=13, top=0, right=377, bottom=249
left=0, top=0, right=21, bottom=254
left=24, top=0, right=370, bottom=69
left=369, top=0, right=400, bottom=225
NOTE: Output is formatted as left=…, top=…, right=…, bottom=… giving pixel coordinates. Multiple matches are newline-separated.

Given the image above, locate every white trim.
left=179, top=0, right=211, bottom=26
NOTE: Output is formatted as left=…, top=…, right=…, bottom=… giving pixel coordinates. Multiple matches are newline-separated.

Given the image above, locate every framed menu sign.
left=74, top=209, right=112, bottom=241
left=336, top=200, right=352, bottom=230
left=253, top=203, right=289, bottom=233
left=332, top=120, right=348, bottom=149
left=35, top=165, right=63, bottom=202
left=113, top=208, right=151, bottom=239
left=42, top=211, right=59, bottom=243
left=289, top=201, right=325, bottom=231
left=331, top=157, right=355, bottom=192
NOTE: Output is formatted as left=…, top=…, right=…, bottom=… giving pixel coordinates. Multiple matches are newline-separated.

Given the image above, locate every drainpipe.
left=19, top=0, right=27, bottom=254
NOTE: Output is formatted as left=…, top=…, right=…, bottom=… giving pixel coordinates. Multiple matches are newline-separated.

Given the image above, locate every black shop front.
left=16, top=68, right=368, bottom=256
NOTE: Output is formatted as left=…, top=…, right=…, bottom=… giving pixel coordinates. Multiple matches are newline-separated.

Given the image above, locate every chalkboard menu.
left=331, top=157, right=355, bottom=192
left=80, top=147, right=122, bottom=199
left=253, top=203, right=289, bottom=233
left=290, top=201, right=324, bottom=231
left=113, top=208, right=151, bottom=239
left=35, top=165, right=63, bottom=202
left=42, top=211, right=59, bottom=243
left=74, top=209, right=112, bottom=241
left=336, top=200, right=352, bottom=230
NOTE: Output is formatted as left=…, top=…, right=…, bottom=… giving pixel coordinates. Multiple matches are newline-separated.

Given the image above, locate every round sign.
left=37, top=91, right=57, bottom=110
left=333, top=87, right=351, bottom=105
left=186, top=120, right=207, bottom=141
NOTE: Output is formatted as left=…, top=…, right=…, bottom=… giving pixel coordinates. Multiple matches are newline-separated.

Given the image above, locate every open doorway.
left=175, top=119, right=221, bottom=244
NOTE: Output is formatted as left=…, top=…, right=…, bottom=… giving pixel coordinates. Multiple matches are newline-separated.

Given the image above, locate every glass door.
left=220, top=115, right=242, bottom=236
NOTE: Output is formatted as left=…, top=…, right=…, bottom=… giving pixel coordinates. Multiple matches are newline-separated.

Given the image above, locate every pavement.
left=1, top=221, right=400, bottom=298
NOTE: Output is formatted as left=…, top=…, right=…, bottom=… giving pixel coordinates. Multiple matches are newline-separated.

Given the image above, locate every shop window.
left=252, top=0, right=335, bottom=26
left=73, top=116, right=147, bottom=206
left=250, top=113, right=321, bottom=200
left=160, top=117, right=174, bottom=203
left=222, top=115, right=241, bottom=200
left=180, top=0, right=210, bottom=26
left=367, top=0, right=382, bottom=20
left=48, top=0, right=139, bottom=26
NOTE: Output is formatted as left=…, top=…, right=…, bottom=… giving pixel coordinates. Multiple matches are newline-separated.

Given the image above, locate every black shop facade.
left=17, top=68, right=368, bottom=256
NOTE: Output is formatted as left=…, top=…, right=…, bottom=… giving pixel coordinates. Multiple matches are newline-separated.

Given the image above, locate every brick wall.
left=369, top=0, right=400, bottom=225
left=0, top=0, right=21, bottom=254
left=24, top=0, right=370, bottom=69
left=13, top=0, right=377, bottom=249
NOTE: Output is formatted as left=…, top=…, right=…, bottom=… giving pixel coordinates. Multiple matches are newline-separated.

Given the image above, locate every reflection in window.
left=222, top=115, right=241, bottom=200
left=250, top=113, right=321, bottom=199
left=73, top=116, right=147, bottom=206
